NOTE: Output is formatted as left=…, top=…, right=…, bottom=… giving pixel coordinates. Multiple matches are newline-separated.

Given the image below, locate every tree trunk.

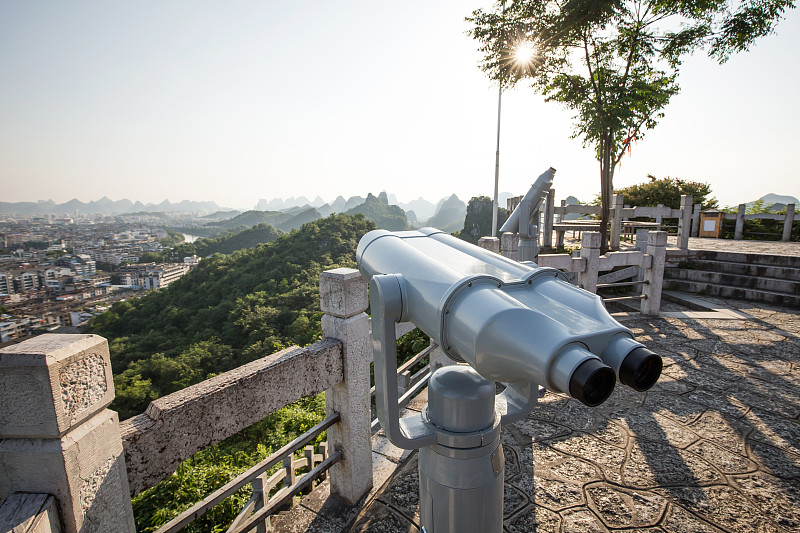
left=599, top=131, right=613, bottom=255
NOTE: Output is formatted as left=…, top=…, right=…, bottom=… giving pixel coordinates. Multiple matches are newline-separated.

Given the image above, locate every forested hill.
left=143, top=223, right=284, bottom=262
left=91, top=214, right=376, bottom=419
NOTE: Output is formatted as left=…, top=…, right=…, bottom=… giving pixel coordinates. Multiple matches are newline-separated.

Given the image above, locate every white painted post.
left=691, top=203, right=701, bottom=238
left=735, top=203, right=746, bottom=240
left=319, top=268, right=373, bottom=505
left=641, top=231, right=667, bottom=316
left=782, top=204, right=795, bottom=242
left=578, top=232, right=601, bottom=293
left=610, top=194, right=624, bottom=250
left=542, top=189, right=555, bottom=250
left=477, top=236, right=500, bottom=253
left=0, top=334, right=136, bottom=533
left=678, top=194, right=693, bottom=251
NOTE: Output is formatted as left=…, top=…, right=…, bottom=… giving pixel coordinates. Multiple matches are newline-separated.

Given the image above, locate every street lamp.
left=491, top=39, right=538, bottom=238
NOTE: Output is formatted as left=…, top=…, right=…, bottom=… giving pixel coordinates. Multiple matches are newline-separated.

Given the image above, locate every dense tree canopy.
left=615, top=175, right=718, bottom=209
left=456, top=196, right=509, bottom=243
left=468, top=0, right=794, bottom=251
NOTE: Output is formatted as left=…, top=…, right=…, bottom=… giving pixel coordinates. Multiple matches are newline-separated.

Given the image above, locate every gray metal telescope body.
left=499, top=167, right=555, bottom=261
left=357, top=228, right=660, bottom=533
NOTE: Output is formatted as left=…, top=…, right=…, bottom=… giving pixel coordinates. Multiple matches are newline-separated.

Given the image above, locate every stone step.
left=685, top=259, right=800, bottom=281
left=693, top=250, right=800, bottom=268
left=665, top=268, right=800, bottom=295
left=664, top=279, right=800, bottom=308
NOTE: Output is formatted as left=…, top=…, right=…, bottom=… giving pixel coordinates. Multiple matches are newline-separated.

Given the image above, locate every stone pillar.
left=542, top=189, right=555, bottom=250
left=641, top=231, right=667, bottom=316
left=477, top=236, right=500, bottom=253
left=610, top=194, right=624, bottom=250
left=578, top=232, right=601, bottom=293
left=782, top=204, right=795, bottom=242
left=0, top=334, right=136, bottom=533
left=677, top=194, right=693, bottom=251
left=319, top=268, right=372, bottom=505
left=500, top=232, right=518, bottom=260
left=734, top=203, right=746, bottom=240
left=691, top=203, right=701, bottom=238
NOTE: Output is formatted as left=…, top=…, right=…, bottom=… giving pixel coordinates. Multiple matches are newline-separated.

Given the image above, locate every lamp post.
left=490, top=30, right=537, bottom=238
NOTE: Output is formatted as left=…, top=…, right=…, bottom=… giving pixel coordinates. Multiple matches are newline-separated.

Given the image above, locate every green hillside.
left=145, top=223, right=284, bottom=262
left=345, top=193, right=408, bottom=230
left=456, top=196, right=508, bottom=244
left=91, top=214, right=375, bottom=419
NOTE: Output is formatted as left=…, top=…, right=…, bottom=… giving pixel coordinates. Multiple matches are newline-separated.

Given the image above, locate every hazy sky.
left=1, top=1, right=798, bottom=210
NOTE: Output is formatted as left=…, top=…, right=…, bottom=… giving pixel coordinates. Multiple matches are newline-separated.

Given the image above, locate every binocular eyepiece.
left=357, top=228, right=662, bottom=407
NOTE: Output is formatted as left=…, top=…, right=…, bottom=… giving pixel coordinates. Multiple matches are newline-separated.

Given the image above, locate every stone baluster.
left=477, top=236, right=500, bottom=253
left=677, top=194, right=693, bottom=250
left=542, top=189, right=555, bottom=250
left=610, top=194, right=624, bottom=250
left=735, top=203, right=746, bottom=240
left=641, top=231, right=667, bottom=316
left=0, top=334, right=136, bottom=533
left=782, top=204, right=795, bottom=242
left=578, top=232, right=601, bottom=293
left=691, top=203, right=701, bottom=238
left=319, top=268, right=373, bottom=505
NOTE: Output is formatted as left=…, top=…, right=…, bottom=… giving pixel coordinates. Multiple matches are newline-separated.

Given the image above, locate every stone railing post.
left=0, top=334, right=136, bottom=533
left=641, top=231, right=667, bottom=316
left=477, top=236, right=500, bottom=253
left=735, top=203, right=746, bottom=240
left=319, top=268, right=372, bottom=505
left=677, top=194, right=693, bottom=250
left=782, top=204, right=795, bottom=242
left=610, top=194, right=624, bottom=250
left=542, top=189, right=555, bottom=250
left=578, top=232, right=601, bottom=293
left=691, top=203, right=701, bottom=238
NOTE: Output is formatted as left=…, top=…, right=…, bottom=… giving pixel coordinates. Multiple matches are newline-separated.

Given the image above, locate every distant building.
left=118, top=263, right=190, bottom=290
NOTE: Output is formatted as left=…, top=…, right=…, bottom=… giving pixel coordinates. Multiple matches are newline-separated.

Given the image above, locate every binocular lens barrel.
left=568, top=358, right=616, bottom=407
left=619, top=346, right=662, bottom=391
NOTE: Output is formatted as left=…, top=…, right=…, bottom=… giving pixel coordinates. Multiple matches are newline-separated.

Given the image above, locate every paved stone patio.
left=347, top=298, right=800, bottom=532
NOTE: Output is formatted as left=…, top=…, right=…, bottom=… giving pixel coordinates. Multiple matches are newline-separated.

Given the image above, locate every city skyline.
left=1, top=1, right=798, bottom=209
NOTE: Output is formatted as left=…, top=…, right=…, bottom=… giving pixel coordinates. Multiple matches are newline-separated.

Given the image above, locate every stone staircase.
left=664, top=250, right=800, bottom=308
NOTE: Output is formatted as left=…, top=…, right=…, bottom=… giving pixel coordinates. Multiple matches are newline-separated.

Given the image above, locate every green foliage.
left=154, top=224, right=285, bottom=262
left=457, top=196, right=509, bottom=244
left=345, top=193, right=409, bottom=230
left=90, top=214, right=375, bottom=419
left=468, top=0, right=792, bottom=251
left=159, top=231, right=186, bottom=248
left=614, top=175, right=718, bottom=209
left=132, top=395, right=327, bottom=533
left=0, top=305, right=9, bottom=314
left=45, top=249, right=66, bottom=258
left=746, top=199, right=768, bottom=214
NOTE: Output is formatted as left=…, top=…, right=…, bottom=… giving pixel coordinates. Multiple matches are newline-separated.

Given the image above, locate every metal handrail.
left=154, top=413, right=340, bottom=533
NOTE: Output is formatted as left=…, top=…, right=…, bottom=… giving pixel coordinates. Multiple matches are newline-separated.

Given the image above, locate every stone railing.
left=722, top=203, right=796, bottom=241
left=482, top=230, right=666, bottom=316
left=0, top=267, right=375, bottom=533
left=510, top=190, right=695, bottom=252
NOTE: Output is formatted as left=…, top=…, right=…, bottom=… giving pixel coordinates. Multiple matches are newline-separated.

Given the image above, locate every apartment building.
left=119, top=263, right=190, bottom=290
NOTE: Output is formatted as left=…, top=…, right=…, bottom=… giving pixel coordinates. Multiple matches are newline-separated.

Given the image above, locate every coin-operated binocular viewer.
left=357, top=228, right=662, bottom=533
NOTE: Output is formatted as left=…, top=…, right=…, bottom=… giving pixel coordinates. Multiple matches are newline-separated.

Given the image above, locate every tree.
left=468, top=0, right=794, bottom=252
left=615, top=175, right=718, bottom=209
left=456, top=196, right=509, bottom=243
